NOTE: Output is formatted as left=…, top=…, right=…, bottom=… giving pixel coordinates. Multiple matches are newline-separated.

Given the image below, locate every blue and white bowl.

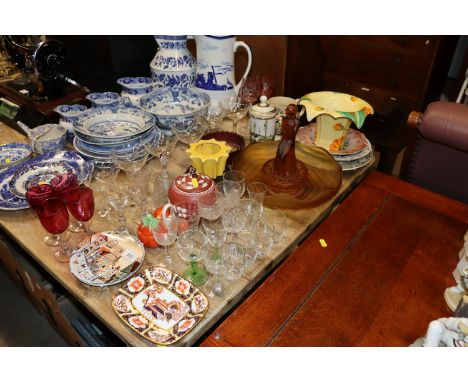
left=117, top=77, right=154, bottom=107
left=139, top=87, right=210, bottom=134
left=86, top=92, right=121, bottom=109
left=73, top=106, right=155, bottom=143
left=54, top=104, right=88, bottom=140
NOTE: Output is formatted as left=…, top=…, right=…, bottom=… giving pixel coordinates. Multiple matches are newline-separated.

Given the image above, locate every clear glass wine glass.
left=204, top=241, right=227, bottom=299
left=222, top=241, right=245, bottom=282
left=111, top=143, right=149, bottom=208
left=171, top=202, right=200, bottom=234
left=220, top=96, right=250, bottom=134
left=193, top=101, right=225, bottom=132
left=107, top=184, right=130, bottom=234
left=176, top=229, right=209, bottom=287
left=92, top=161, right=120, bottom=220
left=144, top=129, right=178, bottom=203
left=216, top=180, right=242, bottom=208
left=152, top=214, right=178, bottom=267
left=171, top=119, right=206, bottom=146
left=223, top=170, right=246, bottom=197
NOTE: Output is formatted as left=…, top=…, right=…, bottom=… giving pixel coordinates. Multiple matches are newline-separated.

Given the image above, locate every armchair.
left=402, top=101, right=468, bottom=203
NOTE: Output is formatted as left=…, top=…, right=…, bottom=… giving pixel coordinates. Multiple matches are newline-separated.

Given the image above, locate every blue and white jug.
left=150, top=35, right=196, bottom=88
left=194, top=35, right=252, bottom=108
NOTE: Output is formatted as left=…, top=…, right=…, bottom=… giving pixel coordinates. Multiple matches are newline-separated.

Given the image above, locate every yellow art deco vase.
left=186, top=139, right=231, bottom=179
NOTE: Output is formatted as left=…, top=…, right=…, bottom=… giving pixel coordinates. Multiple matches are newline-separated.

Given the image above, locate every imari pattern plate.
left=112, top=266, right=209, bottom=346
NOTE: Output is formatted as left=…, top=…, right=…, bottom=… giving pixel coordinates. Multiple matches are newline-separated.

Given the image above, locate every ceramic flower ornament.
left=298, top=91, right=373, bottom=152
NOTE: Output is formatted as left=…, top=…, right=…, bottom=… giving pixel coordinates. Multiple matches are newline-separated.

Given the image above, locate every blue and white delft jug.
left=150, top=35, right=196, bottom=88
left=194, top=35, right=252, bottom=108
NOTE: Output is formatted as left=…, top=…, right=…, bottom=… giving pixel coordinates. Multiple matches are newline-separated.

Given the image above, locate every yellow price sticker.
left=319, top=239, right=327, bottom=248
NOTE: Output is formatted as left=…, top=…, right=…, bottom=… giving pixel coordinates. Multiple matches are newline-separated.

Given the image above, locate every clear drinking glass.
left=223, top=241, right=245, bottom=282
left=111, top=144, right=149, bottom=207
left=220, top=97, right=250, bottom=134
left=107, top=184, right=130, bottom=234
left=171, top=119, right=206, bottom=145
left=194, top=102, right=225, bottom=132
left=204, top=241, right=227, bottom=299
left=152, top=215, right=178, bottom=267
left=176, top=229, right=209, bottom=286
left=262, top=209, right=287, bottom=243
left=237, top=229, right=257, bottom=268
left=171, top=202, right=200, bottom=234
left=247, top=181, right=267, bottom=216
left=144, top=128, right=177, bottom=203
left=92, top=161, right=120, bottom=220
left=223, top=170, right=246, bottom=197
left=255, top=218, right=275, bottom=257
left=216, top=180, right=242, bottom=208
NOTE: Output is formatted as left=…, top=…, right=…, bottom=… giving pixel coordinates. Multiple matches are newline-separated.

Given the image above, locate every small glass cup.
left=255, top=218, right=275, bottom=257
left=171, top=202, right=200, bottom=233
left=216, top=180, right=242, bottom=208
left=92, top=161, right=120, bottom=220
left=247, top=182, right=267, bottom=216
left=237, top=229, right=257, bottom=268
left=152, top=214, right=178, bottom=267
left=223, top=170, right=246, bottom=197
left=223, top=241, right=245, bottom=282
left=263, top=209, right=286, bottom=243
left=107, top=184, right=130, bottom=234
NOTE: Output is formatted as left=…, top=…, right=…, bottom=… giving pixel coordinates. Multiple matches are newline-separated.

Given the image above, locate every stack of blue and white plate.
left=73, top=107, right=158, bottom=164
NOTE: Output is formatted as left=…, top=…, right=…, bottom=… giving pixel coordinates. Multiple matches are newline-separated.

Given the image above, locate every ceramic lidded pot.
left=116, top=77, right=154, bottom=107
left=249, top=96, right=277, bottom=142
left=298, top=91, right=373, bottom=152
left=150, top=35, right=196, bottom=88
left=168, top=166, right=216, bottom=206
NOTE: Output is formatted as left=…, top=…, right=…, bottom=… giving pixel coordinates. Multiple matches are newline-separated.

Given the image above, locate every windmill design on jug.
left=196, top=65, right=234, bottom=91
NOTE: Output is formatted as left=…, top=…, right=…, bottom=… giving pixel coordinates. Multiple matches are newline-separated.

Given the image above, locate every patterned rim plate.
left=0, top=151, right=87, bottom=210
left=0, top=143, right=32, bottom=168
left=337, top=150, right=374, bottom=171
left=112, top=266, right=209, bottom=346
left=297, top=123, right=368, bottom=155
left=74, top=127, right=159, bottom=154
left=74, top=107, right=154, bottom=140
left=332, top=139, right=372, bottom=162
left=70, top=231, right=145, bottom=287
left=9, top=160, right=83, bottom=199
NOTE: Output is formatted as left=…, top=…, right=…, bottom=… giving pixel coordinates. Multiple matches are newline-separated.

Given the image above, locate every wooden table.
left=0, top=121, right=374, bottom=346
left=201, top=171, right=468, bottom=346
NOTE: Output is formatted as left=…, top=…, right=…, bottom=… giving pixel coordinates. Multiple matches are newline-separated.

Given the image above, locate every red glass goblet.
left=257, top=75, right=275, bottom=99
left=26, top=184, right=72, bottom=262
left=66, top=185, right=95, bottom=233
left=239, top=76, right=260, bottom=104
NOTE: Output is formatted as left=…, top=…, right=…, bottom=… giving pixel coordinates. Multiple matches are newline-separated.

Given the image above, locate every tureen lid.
left=250, top=96, right=276, bottom=118
left=174, top=166, right=214, bottom=193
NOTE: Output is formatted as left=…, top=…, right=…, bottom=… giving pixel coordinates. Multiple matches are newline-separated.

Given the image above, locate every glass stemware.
left=193, top=101, right=225, bottom=132
left=111, top=143, right=149, bottom=208
left=144, top=129, right=177, bottom=203
left=255, top=218, right=275, bottom=257
left=204, top=241, right=227, bottom=299
left=25, top=184, right=72, bottom=262
left=170, top=202, right=200, bottom=234
left=262, top=209, right=287, bottom=243
left=220, top=97, right=250, bottom=134
left=176, top=229, right=209, bottom=287
left=247, top=181, right=267, bottom=216
left=216, top=180, right=242, bottom=208
left=107, top=184, right=130, bottom=234
left=92, top=161, right=120, bottom=220
left=222, top=241, right=245, bottom=282
left=239, top=76, right=260, bottom=104
left=151, top=214, right=178, bottom=267
left=223, top=170, right=246, bottom=197
left=171, top=119, right=206, bottom=146
left=66, top=185, right=95, bottom=233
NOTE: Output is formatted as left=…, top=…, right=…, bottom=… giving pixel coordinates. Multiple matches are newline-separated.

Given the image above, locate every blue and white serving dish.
left=117, top=77, right=154, bottom=107
left=73, top=106, right=155, bottom=142
left=0, top=143, right=33, bottom=169
left=139, top=87, right=210, bottom=134
left=54, top=104, right=88, bottom=140
left=86, top=92, right=122, bottom=109
left=0, top=151, right=90, bottom=210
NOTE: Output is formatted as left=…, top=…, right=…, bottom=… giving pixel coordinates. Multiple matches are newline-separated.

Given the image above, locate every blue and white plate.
left=74, top=106, right=155, bottom=141
left=0, top=143, right=33, bottom=169
left=0, top=151, right=89, bottom=210
left=10, top=160, right=83, bottom=199
left=74, top=127, right=160, bottom=154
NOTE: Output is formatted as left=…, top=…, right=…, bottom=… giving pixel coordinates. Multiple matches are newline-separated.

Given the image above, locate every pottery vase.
left=150, top=35, right=196, bottom=88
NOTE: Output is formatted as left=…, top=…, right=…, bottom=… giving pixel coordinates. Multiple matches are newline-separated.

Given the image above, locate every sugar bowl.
left=248, top=95, right=277, bottom=143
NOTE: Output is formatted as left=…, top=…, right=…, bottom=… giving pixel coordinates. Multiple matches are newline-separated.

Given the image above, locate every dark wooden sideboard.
left=201, top=172, right=468, bottom=347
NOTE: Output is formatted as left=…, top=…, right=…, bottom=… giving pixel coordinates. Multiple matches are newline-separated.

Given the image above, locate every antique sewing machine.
left=0, top=36, right=88, bottom=131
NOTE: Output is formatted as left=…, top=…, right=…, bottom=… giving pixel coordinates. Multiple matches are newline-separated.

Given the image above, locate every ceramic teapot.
left=193, top=35, right=252, bottom=109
